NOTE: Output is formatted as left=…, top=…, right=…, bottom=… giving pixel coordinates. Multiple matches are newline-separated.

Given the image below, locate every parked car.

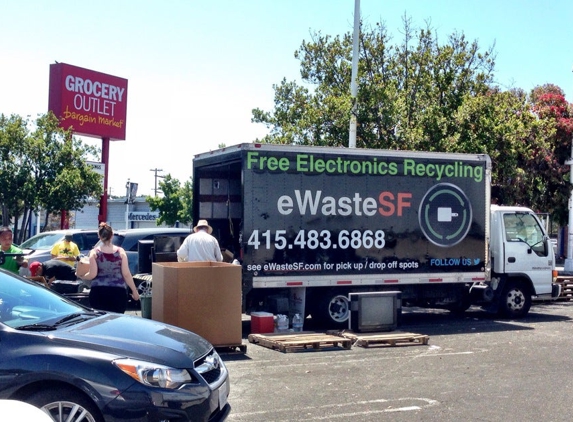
left=18, top=229, right=100, bottom=293
left=0, top=268, right=230, bottom=421
left=19, top=229, right=100, bottom=265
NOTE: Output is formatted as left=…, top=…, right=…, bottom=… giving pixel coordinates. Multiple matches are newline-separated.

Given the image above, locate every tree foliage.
left=146, top=175, right=192, bottom=227
left=252, top=15, right=573, bottom=225
left=0, top=112, right=102, bottom=243
left=253, top=16, right=496, bottom=150
left=0, top=114, right=28, bottom=233
left=526, top=85, right=573, bottom=224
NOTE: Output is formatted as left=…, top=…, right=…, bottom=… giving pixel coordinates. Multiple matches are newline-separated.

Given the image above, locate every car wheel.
left=137, top=279, right=152, bottom=296
left=27, top=388, right=102, bottom=422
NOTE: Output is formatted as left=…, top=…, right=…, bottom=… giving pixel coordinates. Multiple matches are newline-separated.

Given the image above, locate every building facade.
left=25, top=197, right=189, bottom=238
left=74, top=197, right=190, bottom=230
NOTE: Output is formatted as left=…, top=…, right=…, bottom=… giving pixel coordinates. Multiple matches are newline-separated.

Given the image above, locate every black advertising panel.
left=240, top=146, right=488, bottom=278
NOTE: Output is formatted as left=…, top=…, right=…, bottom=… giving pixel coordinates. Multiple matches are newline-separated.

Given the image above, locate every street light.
left=565, top=142, right=573, bottom=272
left=348, top=0, right=360, bottom=148
left=565, top=66, right=573, bottom=273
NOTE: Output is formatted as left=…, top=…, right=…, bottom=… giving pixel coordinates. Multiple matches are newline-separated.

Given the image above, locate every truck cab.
left=489, top=205, right=558, bottom=317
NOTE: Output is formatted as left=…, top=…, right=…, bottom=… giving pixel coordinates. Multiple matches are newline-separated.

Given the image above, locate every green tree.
left=29, top=113, right=102, bottom=227
left=179, top=178, right=193, bottom=225
left=451, top=87, right=538, bottom=206
left=0, top=112, right=102, bottom=243
left=0, top=114, right=28, bottom=234
left=251, top=15, right=570, bottom=221
left=525, top=84, right=573, bottom=225
left=252, top=16, right=496, bottom=150
left=146, top=175, right=192, bottom=227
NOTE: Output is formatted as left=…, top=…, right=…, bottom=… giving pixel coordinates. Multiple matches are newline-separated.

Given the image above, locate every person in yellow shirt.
left=51, top=231, right=80, bottom=266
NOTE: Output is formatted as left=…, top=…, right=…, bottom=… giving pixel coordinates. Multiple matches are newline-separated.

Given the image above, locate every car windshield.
left=19, top=233, right=64, bottom=250
left=0, top=270, right=91, bottom=329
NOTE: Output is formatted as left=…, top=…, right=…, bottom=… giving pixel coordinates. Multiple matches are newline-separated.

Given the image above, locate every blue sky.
left=2, top=0, right=572, bottom=197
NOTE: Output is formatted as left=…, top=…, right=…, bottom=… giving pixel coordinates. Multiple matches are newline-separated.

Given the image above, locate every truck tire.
left=313, top=290, right=350, bottom=328
left=499, top=280, right=531, bottom=318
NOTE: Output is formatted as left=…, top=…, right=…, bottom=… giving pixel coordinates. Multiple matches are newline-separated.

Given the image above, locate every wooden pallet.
left=248, top=332, right=352, bottom=353
left=556, top=276, right=573, bottom=300
left=335, top=330, right=430, bottom=348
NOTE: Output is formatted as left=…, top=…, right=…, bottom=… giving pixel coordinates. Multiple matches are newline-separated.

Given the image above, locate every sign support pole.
left=99, top=137, right=110, bottom=224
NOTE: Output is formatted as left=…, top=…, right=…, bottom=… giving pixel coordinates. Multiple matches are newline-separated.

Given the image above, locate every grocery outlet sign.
left=49, top=63, right=128, bottom=140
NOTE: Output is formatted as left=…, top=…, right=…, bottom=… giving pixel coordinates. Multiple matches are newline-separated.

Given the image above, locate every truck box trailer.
left=192, top=143, right=560, bottom=327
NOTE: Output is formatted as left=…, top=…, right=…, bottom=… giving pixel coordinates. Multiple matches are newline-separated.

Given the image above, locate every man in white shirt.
left=177, top=219, right=223, bottom=262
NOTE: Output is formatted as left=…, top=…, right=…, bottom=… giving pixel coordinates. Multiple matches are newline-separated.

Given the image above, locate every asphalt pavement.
left=222, top=300, right=573, bottom=422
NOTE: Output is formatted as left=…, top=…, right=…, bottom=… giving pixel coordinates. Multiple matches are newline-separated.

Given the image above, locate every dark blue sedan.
left=0, top=269, right=230, bottom=421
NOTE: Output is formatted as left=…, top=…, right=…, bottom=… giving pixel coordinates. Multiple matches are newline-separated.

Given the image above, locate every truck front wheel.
left=499, top=281, right=531, bottom=318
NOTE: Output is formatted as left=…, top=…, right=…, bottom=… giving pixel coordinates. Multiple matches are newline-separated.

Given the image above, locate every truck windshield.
left=503, top=212, right=547, bottom=256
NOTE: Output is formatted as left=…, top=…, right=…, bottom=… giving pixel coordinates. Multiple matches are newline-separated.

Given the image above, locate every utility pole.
left=125, top=178, right=130, bottom=230
left=150, top=168, right=164, bottom=196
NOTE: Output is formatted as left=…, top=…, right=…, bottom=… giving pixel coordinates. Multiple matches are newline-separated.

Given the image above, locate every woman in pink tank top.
left=78, top=222, right=140, bottom=313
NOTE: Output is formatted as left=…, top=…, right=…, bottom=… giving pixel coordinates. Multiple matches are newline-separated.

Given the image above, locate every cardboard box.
left=220, top=248, right=234, bottom=263
left=151, top=261, right=242, bottom=346
left=75, top=258, right=90, bottom=278
left=250, top=312, right=274, bottom=334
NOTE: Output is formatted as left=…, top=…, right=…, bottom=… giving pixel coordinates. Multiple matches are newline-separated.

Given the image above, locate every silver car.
left=19, top=229, right=100, bottom=265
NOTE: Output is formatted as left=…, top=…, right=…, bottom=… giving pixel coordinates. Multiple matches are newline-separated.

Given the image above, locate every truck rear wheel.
left=312, top=290, right=350, bottom=328
left=499, top=281, right=531, bottom=318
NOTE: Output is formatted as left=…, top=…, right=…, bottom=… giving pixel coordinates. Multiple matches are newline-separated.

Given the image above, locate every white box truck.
left=192, top=143, right=560, bottom=327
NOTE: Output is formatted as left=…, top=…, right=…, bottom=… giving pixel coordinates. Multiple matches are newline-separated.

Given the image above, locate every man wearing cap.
left=50, top=231, right=80, bottom=266
left=0, top=226, right=28, bottom=274
left=177, top=219, right=223, bottom=262
left=29, top=259, right=77, bottom=284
